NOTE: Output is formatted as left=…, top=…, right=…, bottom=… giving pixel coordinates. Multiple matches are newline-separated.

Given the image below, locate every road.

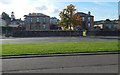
left=2, top=54, right=119, bottom=73
left=1, top=36, right=119, bottom=44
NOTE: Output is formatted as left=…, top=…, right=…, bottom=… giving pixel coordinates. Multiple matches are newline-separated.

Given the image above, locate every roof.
left=8, top=24, right=19, bottom=27
left=11, top=19, right=24, bottom=22
left=24, top=13, right=50, bottom=17
left=50, top=17, right=57, bottom=19
left=76, top=12, right=94, bottom=17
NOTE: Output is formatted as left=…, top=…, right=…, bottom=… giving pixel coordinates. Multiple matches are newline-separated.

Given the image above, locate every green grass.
left=1, top=41, right=120, bottom=56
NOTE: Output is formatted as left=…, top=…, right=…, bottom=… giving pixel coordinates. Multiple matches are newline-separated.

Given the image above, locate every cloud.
left=0, top=0, right=13, bottom=4
left=36, top=5, right=60, bottom=14
left=36, top=5, right=48, bottom=11
left=41, top=0, right=119, bottom=2
left=32, top=0, right=60, bottom=15
left=53, top=9, right=60, bottom=13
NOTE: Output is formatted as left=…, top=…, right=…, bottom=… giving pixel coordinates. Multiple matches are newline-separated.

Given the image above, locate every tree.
left=58, top=4, right=81, bottom=30
left=1, top=12, right=11, bottom=26
left=58, top=9, right=70, bottom=30
left=72, top=13, right=81, bottom=29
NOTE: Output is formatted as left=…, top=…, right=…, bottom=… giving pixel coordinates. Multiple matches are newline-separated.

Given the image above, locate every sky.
left=0, top=0, right=119, bottom=21
left=118, top=1, right=120, bottom=16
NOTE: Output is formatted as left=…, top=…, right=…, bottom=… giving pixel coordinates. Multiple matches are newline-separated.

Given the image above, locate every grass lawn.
left=1, top=41, right=120, bottom=56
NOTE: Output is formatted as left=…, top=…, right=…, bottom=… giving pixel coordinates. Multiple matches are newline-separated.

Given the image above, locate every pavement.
left=1, top=36, right=119, bottom=44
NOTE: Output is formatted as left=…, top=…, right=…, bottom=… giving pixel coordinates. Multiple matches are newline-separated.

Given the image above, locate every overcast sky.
left=0, top=0, right=119, bottom=21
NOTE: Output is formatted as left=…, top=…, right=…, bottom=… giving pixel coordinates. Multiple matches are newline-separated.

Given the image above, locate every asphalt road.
left=1, top=36, right=119, bottom=44
left=2, top=54, right=119, bottom=73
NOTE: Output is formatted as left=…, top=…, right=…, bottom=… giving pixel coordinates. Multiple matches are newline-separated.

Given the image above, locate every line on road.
left=2, top=64, right=118, bottom=73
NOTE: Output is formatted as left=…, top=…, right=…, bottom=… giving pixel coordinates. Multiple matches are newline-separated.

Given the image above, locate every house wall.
left=81, top=16, right=94, bottom=31
left=25, top=16, right=50, bottom=31
left=119, top=16, right=120, bottom=30
left=0, top=18, right=6, bottom=27
left=50, top=18, right=58, bottom=25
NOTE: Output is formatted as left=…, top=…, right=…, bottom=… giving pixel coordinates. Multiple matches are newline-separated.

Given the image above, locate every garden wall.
left=11, top=30, right=119, bottom=37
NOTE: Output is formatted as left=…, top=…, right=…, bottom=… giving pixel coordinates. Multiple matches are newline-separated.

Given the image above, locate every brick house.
left=75, top=12, right=94, bottom=31
left=24, top=13, right=50, bottom=31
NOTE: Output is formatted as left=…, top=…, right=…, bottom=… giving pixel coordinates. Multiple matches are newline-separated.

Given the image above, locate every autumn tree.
left=58, top=9, right=70, bottom=30
left=72, top=13, right=81, bottom=29
left=58, top=4, right=81, bottom=30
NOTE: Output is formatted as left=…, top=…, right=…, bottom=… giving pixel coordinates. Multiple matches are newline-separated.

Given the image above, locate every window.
left=37, top=18, right=39, bottom=22
left=88, top=23, right=90, bottom=27
left=43, top=18, right=46, bottom=23
left=43, top=24, right=46, bottom=29
left=82, top=17, right=85, bottom=21
left=30, top=18, right=32, bottom=22
left=88, top=17, right=91, bottom=21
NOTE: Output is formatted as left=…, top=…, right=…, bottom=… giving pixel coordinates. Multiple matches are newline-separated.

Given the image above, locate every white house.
left=50, top=17, right=59, bottom=25
left=0, top=17, right=6, bottom=27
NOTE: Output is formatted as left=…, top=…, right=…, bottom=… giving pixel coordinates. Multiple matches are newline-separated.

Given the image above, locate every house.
left=94, top=19, right=119, bottom=31
left=8, top=12, right=25, bottom=32
left=103, top=19, right=119, bottom=31
left=50, top=17, right=61, bottom=30
left=24, top=13, right=50, bottom=31
left=11, top=19, right=24, bottom=26
left=94, top=20, right=104, bottom=31
left=0, top=17, right=6, bottom=27
left=75, top=11, right=94, bottom=31
left=50, top=17, right=59, bottom=25
left=0, top=17, right=7, bottom=34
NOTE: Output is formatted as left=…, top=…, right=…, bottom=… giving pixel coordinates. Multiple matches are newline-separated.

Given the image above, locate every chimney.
left=88, top=11, right=91, bottom=15
left=11, top=11, right=15, bottom=20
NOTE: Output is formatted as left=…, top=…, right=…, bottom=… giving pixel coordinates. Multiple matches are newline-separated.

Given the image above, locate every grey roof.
left=24, top=13, right=50, bottom=17
left=76, top=12, right=94, bottom=17
left=12, top=19, right=21, bottom=21
left=50, top=17, right=57, bottom=19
